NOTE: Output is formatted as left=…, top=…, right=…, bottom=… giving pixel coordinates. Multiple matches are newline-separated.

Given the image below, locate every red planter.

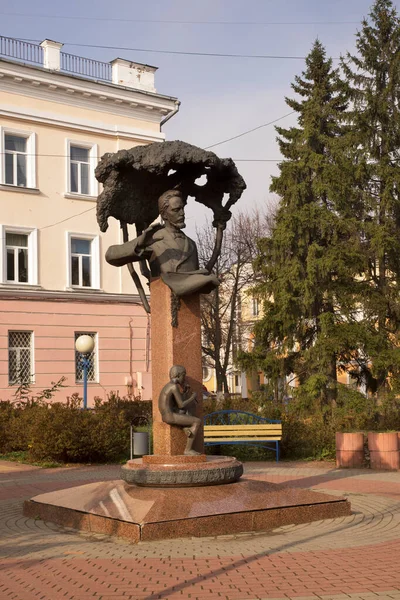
left=336, top=432, right=365, bottom=468
left=367, top=432, right=400, bottom=470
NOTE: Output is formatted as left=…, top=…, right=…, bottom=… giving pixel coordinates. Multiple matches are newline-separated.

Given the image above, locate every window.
left=5, top=135, right=27, bottom=187
left=67, top=233, right=100, bottom=289
left=75, top=332, right=97, bottom=383
left=67, top=141, right=98, bottom=197
left=0, top=226, right=38, bottom=285
left=8, top=331, right=33, bottom=385
left=1, top=128, right=36, bottom=188
left=71, top=238, right=92, bottom=287
left=252, top=297, right=259, bottom=317
left=70, top=146, right=89, bottom=194
left=6, top=232, right=28, bottom=283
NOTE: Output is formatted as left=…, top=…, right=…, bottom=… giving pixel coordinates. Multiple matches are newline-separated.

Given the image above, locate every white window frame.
left=66, top=232, right=100, bottom=290
left=252, top=297, right=260, bottom=317
left=8, top=330, right=35, bottom=385
left=0, top=127, right=36, bottom=189
left=74, top=331, right=98, bottom=383
left=0, top=225, right=38, bottom=285
left=66, top=139, right=98, bottom=198
left=202, top=365, right=212, bottom=382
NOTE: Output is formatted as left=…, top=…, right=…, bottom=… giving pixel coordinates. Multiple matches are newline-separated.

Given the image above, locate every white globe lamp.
left=75, top=335, right=95, bottom=409
left=75, top=334, right=95, bottom=355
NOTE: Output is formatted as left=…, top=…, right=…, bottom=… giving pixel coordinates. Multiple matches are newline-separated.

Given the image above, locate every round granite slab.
left=121, top=455, right=243, bottom=487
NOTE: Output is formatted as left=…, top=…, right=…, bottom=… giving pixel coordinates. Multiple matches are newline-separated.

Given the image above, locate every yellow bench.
left=203, top=411, right=282, bottom=461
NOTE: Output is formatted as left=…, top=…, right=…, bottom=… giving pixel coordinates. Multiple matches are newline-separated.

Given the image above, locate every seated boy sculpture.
left=158, top=365, right=201, bottom=456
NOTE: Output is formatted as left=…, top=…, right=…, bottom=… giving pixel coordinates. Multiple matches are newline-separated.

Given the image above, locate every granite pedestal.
left=23, top=476, right=351, bottom=542
left=150, top=279, right=204, bottom=456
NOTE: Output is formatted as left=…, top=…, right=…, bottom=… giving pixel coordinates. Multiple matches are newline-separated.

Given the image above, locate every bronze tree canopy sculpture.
left=95, top=140, right=246, bottom=313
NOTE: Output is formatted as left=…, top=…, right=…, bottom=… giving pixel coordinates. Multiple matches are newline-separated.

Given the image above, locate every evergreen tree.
left=240, top=40, right=365, bottom=407
left=341, top=0, right=400, bottom=393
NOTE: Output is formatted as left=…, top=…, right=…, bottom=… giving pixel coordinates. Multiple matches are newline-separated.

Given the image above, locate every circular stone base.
left=121, top=455, right=243, bottom=487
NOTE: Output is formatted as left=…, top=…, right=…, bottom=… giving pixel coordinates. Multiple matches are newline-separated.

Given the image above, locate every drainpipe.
left=160, top=100, right=181, bottom=129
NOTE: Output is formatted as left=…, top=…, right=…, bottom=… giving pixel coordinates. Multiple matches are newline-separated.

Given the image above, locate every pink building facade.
left=0, top=37, right=179, bottom=405
left=0, top=291, right=152, bottom=403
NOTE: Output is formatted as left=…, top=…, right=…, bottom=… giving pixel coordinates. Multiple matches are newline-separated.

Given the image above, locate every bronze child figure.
left=158, top=365, right=201, bottom=455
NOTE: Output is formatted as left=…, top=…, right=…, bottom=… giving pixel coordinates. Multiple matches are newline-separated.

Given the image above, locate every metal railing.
left=60, top=51, right=112, bottom=82
left=0, top=35, right=112, bottom=83
left=0, top=36, right=43, bottom=67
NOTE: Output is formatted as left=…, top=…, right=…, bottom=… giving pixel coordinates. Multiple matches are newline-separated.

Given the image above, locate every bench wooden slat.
left=204, top=424, right=282, bottom=431
left=205, top=437, right=281, bottom=443
left=204, top=432, right=282, bottom=438
left=204, top=428, right=282, bottom=436
left=204, top=435, right=282, bottom=440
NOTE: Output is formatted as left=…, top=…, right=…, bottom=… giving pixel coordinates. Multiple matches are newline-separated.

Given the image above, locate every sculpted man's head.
left=158, top=190, right=186, bottom=230
left=169, top=365, right=186, bottom=385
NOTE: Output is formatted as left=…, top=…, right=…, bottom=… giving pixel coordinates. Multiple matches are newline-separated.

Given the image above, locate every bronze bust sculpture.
left=105, top=190, right=219, bottom=297
left=158, top=365, right=201, bottom=455
left=95, top=140, right=246, bottom=314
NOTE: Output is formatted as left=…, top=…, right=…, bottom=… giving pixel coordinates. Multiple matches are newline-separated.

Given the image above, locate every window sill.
left=64, top=192, right=97, bottom=202
left=0, top=283, right=41, bottom=290
left=65, top=286, right=103, bottom=293
left=0, top=184, right=40, bottom=194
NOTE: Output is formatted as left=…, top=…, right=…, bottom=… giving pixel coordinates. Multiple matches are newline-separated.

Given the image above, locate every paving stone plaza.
left=1, top=460, right=400, bottom=600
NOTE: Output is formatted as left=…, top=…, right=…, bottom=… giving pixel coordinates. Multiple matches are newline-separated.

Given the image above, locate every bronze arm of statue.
left=158, top=365, right=201, bottom=456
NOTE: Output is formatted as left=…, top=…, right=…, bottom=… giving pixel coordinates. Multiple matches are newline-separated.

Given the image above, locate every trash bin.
left=133, top=431, right=149, bottom=456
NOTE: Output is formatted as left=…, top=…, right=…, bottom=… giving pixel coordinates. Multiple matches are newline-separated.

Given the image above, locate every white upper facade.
left=0, top=36, right=179, bottom=298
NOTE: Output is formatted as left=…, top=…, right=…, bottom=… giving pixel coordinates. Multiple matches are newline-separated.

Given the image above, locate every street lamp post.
left=75, top=335, right=95, bottom=409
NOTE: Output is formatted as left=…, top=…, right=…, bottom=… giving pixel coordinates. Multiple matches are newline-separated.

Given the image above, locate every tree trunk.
left=326, top=353, right=338, bottom=408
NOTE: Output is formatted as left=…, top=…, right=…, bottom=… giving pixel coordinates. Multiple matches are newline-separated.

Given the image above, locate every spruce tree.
left=241, top=40, right=364, bottom=407
left=341, top=0, right=400, bottom=393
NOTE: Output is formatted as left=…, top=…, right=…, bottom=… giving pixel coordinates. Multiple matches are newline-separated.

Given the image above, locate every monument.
left=23, top=141, right=351, bottom=541
left=96, top=140, right=247, bottom=483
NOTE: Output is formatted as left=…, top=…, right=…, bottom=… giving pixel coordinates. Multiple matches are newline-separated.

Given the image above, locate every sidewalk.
left=1, top=459, right=400, bottom=600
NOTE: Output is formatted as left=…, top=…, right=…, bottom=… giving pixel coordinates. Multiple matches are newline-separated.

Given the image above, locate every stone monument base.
left=23, top=477, right=351, bottom=543
left=121, top=455, right=243, bottom=486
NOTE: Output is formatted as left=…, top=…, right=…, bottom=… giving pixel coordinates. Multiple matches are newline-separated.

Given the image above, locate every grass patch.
left=0, top=450, right=65, bottom=468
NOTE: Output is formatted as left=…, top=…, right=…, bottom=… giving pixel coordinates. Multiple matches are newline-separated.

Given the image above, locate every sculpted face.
left=164, top=195, right=185, bottom=230
left=176, top=369, right=186, bottom=386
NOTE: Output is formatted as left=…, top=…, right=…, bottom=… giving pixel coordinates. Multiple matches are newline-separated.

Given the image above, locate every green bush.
left=0, top=389, right=152, bottom=464
left=2, top=379, right=399, bottom=464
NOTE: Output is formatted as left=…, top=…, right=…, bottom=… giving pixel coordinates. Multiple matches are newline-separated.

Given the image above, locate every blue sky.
left=1, top=0, right=398, bottom=236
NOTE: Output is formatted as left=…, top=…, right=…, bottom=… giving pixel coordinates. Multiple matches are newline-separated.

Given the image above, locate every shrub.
left=0, top=387, right=152, bottom=463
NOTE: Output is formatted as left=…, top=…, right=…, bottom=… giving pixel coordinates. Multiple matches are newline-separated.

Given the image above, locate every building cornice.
left=0, top=287, right=148, bottom=306
left=0, top=104, right=165, bottom=142
left=0, top=58, right=178, bottom=124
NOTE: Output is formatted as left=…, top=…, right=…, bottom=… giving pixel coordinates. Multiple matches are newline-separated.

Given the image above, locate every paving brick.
left=2, top=462, right=400, bottom=600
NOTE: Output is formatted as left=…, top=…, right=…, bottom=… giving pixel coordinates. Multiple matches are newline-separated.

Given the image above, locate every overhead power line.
left=0, top=12, right=359, bottom=26
left=40, top=206, right=96, bottom=230
left=205, top=111, right=295, bottom=149
left=3, top=37, right=329, bottom=60
left=0, top=110, right=296, bottom=157
left=4, top=35, right=341, bottom=61
left=0, top=152, right=281, bottom=162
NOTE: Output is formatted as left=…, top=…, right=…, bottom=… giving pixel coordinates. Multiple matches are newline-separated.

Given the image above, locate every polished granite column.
left=150, top=278, right=204, bottom=456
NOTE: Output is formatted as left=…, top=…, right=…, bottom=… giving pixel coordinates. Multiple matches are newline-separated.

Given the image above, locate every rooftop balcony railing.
left=0, top=35, right=112, bottom=82
left=0, top=35, right=158, bottom=92
left=0, top=36, right=43, bottom=67
left=60, top=51, right=112, bottom=82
